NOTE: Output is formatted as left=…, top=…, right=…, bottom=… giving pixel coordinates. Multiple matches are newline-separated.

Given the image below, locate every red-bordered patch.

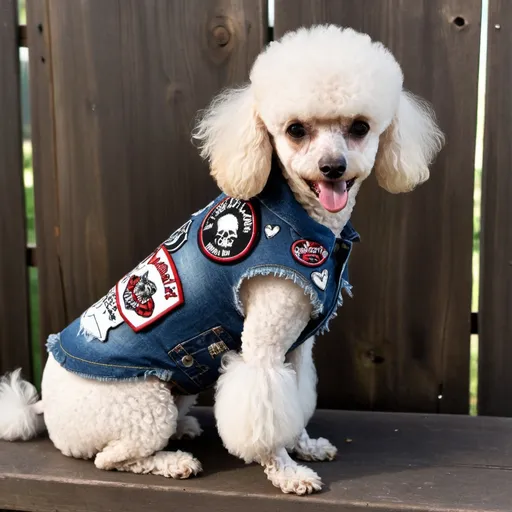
left=116, top=246, right=184, bottom=332
left=291, top=239, right=329, bottom=267
left=199, top=197, right=257, bottom=263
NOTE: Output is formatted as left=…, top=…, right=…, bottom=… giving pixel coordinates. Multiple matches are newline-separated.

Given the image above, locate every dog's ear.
left=193, top=85, right=272, bottom=200
left=374, top=91, right=444, bottom=193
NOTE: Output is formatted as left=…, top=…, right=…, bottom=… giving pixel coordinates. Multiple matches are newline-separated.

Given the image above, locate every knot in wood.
left=367, top=350, right=385, bottom=364
left=212, top=25, right=230, bottom=47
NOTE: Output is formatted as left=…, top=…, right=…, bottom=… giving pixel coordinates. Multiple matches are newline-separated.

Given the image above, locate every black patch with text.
left=199, top=198, right=257, bottom=263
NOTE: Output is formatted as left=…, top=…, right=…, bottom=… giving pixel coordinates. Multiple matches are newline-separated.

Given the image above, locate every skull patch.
left=199, top=197, right=257, bottom=263
left=215, top=214, right=239, bottom=248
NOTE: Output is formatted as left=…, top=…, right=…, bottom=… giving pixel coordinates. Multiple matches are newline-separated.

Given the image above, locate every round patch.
left=199, top=197, right=257, bottom=263
left=291, top=240, right=329, bottom=267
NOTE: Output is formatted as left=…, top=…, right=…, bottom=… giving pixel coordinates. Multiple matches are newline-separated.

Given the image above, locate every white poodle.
left=0, top=25, right=443, bottom=495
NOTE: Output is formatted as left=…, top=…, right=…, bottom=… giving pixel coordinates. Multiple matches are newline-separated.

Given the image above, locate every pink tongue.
left=317, top=180, right=348, bottom=212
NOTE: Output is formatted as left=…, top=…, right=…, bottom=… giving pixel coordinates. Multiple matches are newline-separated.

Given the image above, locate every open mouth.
left=307, top=178, right=356, bottom=213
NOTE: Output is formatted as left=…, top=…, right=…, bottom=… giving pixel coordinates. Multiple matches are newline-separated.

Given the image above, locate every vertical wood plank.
left=275, top=0, right=480, bottom=413
left=29, top=0, right=266, bottom=363
left=478, top=0, right=512, bottom=416
left=0, top=0, right=32, bottom=376
left=27, top=0, right=66, bottom=364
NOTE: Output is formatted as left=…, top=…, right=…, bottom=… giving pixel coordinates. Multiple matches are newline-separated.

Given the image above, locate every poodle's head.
left=194, top=25, right=444, bottom=220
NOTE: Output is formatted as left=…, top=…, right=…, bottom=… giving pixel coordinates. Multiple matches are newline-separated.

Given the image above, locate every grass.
left=18, top=0, right=25, bottom=24
left=24, top=142, right=35, bottom=245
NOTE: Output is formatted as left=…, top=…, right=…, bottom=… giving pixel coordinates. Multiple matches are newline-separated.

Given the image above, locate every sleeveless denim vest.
left=47, top=170, right=359, bottom=394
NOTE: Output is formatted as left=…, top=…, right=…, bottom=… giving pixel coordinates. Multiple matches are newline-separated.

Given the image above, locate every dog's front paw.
left=293, top=435, right=337, bottom=462
left=171, top=416, right=203, bottom=440
left=264, top=459, right=323, bottom=495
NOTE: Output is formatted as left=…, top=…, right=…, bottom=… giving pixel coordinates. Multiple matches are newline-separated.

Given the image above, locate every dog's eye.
left=349, top=120, right=370, bottom=138
left=287, top=123, right=307, bottom=139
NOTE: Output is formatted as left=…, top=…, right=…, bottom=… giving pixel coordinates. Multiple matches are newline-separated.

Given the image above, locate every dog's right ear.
left=193, top=85, right=272, bottom=200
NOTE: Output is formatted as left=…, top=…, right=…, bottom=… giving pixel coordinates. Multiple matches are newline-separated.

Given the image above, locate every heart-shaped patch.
left=264, top=224, right=281, bottom=239
left=311, top=269, right=328, bottom=291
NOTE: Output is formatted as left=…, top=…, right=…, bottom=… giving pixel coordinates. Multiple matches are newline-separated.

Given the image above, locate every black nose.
left=319, top=156, right=347, bottom=179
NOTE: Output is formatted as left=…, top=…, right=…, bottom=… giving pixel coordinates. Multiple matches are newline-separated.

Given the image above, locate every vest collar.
left=257, top=166, right=360, bottom=250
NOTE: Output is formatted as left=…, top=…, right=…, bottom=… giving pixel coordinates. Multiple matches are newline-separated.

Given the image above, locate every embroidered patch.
left=291, top=240, right=329, bottom=267
left=192, top=200, right=214, bottom=217
left=80, top=287, right=123, bottom=341
left=311, top=269, right=329, bottom=291
left=264, top=224, right=280, bottom=239
left=208, top=340, right=229, bottom=358
left=163, top=219, right=192, bottom=253
left=199, top=197, right=257, bottom=263
left=116, top=246, right=184, bottom=332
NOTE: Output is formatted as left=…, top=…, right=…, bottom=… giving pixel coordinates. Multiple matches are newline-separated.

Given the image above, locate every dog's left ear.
left=374, top=91, right=444, bottom=193
left=193, top=85, right=272, bottom=200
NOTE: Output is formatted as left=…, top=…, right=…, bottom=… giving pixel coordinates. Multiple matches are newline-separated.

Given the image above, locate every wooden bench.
left=1, top=408, right=511, bottom=512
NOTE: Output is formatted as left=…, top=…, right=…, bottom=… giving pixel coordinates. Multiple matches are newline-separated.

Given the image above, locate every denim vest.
left=47, top=170, right=359, bottom=395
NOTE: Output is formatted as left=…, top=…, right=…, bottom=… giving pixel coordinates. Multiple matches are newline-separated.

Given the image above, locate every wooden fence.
left=0, top=0, right=509, bottom=416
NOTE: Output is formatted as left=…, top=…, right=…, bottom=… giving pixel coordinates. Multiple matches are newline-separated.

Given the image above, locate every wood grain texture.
left=28, top=1, right=266, bottom=333
left=27, top=0, right=67, bottom=366
left=2, top=408, right=512, bottom=511
left=478, top=0, right=512, bottom=416
left=0, top=0, right=32, bottom=376
left=275, top=0, right=480, bottom=413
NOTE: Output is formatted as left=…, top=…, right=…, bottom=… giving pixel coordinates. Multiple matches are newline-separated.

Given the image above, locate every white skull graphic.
left=215, top=213, right=239, bottom=248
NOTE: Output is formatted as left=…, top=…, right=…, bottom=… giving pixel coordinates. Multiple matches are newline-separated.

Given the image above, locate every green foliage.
left=18, top=0, right=26, bottom=24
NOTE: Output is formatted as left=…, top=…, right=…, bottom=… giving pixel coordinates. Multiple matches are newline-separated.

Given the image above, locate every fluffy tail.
left=0, top=369, right=46, bottom=441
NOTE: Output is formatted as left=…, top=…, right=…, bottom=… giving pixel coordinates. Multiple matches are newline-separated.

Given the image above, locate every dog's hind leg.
left=286, top=337, right=337, bottom=462
left=42, top=355, right=202, bottom=479
left=95, top=443, right=202, bottom=479
left=91, top=386, right=202, bottom=479
left=92, top=390, right=202, bottom=479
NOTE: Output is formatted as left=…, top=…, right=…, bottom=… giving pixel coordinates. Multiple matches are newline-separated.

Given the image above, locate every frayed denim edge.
left=318, top=279, right=353, bottom=335
left=46, top=333, right=66, bottom=366
left=55, top=369, right=173, bottom=383
left=234, top=265, right=323, bottom=319
left=46, top=333, right=173, bottom=382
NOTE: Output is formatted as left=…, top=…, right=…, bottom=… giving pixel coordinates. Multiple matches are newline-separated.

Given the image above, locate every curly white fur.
left=286, top=337, right=317, bottom=426
left=263, top=447, right=323, bottom=495
left=250, top=26, right=403, bottom=133
left=42, top=355, right=180, bottom=461
left=193, top=86, right=273, bottom=200
left=215, top=275, right=312, bottom=462
left=374, top=91, right=445, bottom=193
left=0, top=25, right=443, bottom=495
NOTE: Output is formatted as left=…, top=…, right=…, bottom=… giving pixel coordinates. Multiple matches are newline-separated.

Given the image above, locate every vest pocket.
left=168, top=326, right=237, bottom=392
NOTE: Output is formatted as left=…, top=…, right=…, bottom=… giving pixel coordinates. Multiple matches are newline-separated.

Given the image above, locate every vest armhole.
left=233, top=265, right=323, bottom=319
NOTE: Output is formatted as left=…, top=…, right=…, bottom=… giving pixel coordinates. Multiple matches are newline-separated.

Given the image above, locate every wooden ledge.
left=1, top=408, right=512, bottom=512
